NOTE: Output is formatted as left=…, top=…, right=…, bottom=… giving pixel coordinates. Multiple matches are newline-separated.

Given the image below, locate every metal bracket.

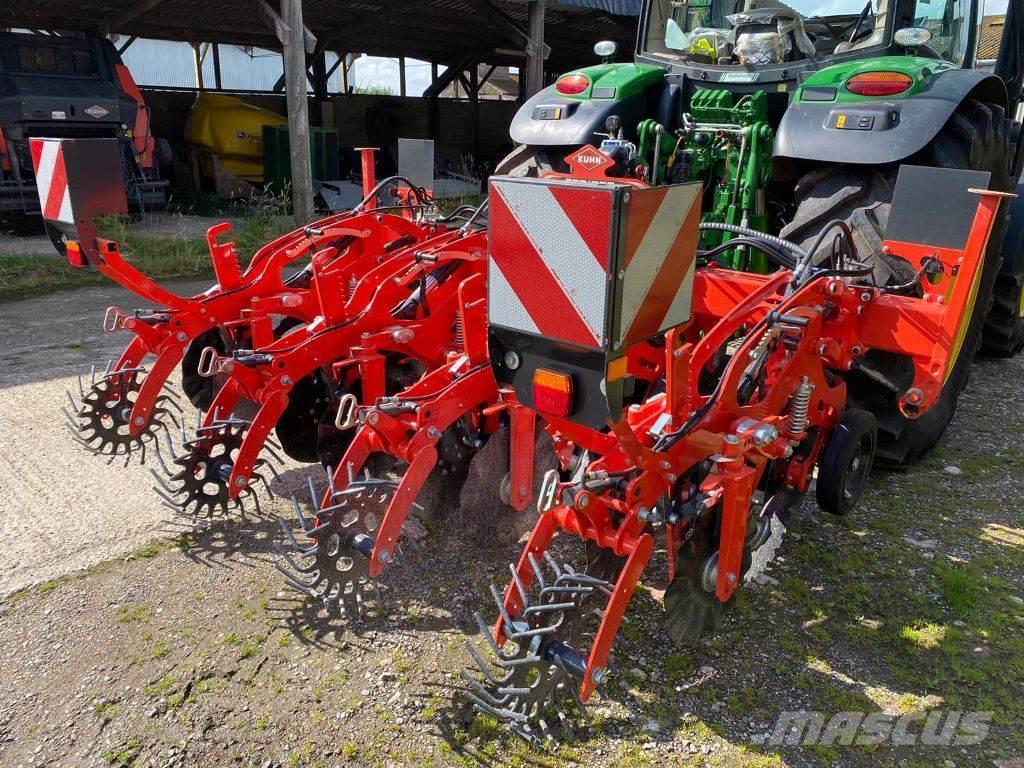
left=197, top=346, right=219, bottom=378
left=537, top=469, right=560, bottom=514
left=334, top=392, right=360, bottom=430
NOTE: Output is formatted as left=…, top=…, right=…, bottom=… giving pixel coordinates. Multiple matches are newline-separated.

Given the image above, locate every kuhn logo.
left=85, top=105, right=109, bottom=119
left=574, top=149, right=606, bottom=167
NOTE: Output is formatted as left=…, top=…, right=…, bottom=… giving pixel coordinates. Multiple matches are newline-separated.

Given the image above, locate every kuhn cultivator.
left=36, top=131, right=1012, bottom=746
left=460, top=154, right=1011, bottom=741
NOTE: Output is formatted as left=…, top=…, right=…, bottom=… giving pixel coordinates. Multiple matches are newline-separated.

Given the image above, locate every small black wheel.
left=816, top=409, right=877, bottom=515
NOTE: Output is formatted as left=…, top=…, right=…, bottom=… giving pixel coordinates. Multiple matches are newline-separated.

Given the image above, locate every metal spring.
left=789, top=376, right=812, bottom=435
left=453, top=314, right=464, bottom=350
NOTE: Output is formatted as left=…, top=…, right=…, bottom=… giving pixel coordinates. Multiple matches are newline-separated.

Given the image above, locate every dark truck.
left=0, top=31, right=167, bottom=232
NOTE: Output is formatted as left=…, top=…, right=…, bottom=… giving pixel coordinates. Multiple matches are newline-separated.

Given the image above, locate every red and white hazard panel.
left=29, top=139, right=74, bottom=225
left=488, top=176, right=701, bottom=351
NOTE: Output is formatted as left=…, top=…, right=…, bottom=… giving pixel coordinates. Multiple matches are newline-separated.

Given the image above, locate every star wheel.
left=65, top=364, right=182, bottom=466
left=274, top=468, right=408, bottom=620
left=461, top=552, right=611, bottom=745
left=151, top=418, right=280, bottom=519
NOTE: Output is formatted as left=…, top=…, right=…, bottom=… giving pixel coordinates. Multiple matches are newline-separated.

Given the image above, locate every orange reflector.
left=555, top=73, right=590, bottom=95
left=533, top=368, right=574, bottom=417
left=846, top=71, right=913, bottom=97
left=606, top=355, right=628, bottom=382
left=66, top=241, right=87, bottom=268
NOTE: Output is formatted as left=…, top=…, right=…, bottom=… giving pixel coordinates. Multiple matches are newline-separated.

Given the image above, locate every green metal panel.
left=262, top=125, right=340, bottom=194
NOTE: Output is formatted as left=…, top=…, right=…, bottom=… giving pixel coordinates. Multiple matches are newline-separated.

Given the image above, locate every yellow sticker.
left=777, top=83, right=787, bottom=92
left=836, top=114, right=847, bottom=128
left=553, top=107, right=562, bottom=119
left=606, top=355, right=628, bottom=382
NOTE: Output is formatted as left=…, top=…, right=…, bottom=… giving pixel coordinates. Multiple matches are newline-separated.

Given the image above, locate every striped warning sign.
left=29, top=139, right=74, bottom=225
left=616, top=183, right=701, bottom=348
left=488, top=176, right=700, bottom=350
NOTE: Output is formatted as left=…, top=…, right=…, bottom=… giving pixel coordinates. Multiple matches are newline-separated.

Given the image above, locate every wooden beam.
left=253, top=0, right=316, bottom=54
left=422, top=49, right=480, bottom=99
left=399, top=56, right=406, bottom=98
left=525, top=0, right=545, bottom=97
left=282, top=0, right=314, bottom=224
left=192, top=42, right=205, bottom=90
left=116, top=35, right=137, bottom=55
left=465, top=0, right=550, bottom=60
left=102, top=0, right=168, bottom=35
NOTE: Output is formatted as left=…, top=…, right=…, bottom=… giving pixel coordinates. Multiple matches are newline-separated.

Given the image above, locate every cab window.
left=913, top=0, right=972, bottom=65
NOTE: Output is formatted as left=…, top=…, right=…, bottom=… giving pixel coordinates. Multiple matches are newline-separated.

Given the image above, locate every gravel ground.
left=0, top=286, right=1022, bottom=768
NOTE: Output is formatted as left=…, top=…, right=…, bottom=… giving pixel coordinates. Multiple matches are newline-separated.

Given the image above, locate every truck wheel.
left=781, top=98, right=1011, bottom=467
left=493, top=145, right=567, bottom=177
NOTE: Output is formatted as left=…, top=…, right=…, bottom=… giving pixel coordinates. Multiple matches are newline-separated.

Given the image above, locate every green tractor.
left=498, top=0, right=1024, bottom=467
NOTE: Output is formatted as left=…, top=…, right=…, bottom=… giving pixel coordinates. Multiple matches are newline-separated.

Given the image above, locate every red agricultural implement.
left=33, top=138, right=439, bottom=473
left=460, top=154, right=1012, bottom=742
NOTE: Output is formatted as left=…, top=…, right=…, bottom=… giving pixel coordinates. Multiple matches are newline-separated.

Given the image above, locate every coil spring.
left=453, top=314, right=464, bottom=351
left=789, top=376, right=812, bottom=435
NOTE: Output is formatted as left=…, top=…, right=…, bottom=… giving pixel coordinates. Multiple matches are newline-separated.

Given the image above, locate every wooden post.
left=525, top=0, right=545, bottom=97
left=282, top=0, right=314, bottom=224
left=430, top=62, right=440, bottom=139
left=399, top=56, right=407, bottom=97
left=192, top=42, right=205, bottom=90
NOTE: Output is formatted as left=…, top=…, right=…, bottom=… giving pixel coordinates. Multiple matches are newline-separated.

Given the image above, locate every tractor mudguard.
left=509, top=89, right=649, bottom=147
left=774, top=68, right=1008, bottom=168
left=999, top=174, right=1024, bottom=277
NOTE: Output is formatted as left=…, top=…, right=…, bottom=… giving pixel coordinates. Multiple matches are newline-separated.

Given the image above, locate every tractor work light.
left=555, top=74, right=590, bottom=95
left=532, top=369, right=574, bottom=417
left=845, top=71, right=914, bottom=97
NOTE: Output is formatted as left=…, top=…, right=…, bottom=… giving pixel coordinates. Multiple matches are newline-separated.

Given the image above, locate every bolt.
left=235, top=476, right=247, bottom=487
left=503, top=351, right=521, bottom=370
left=367, top=412, right=379, bottom=426
left=591, top=668, right=608, bottom=685
left=727, top=572, right=737, bottom=585
left=281, top=375, right=292, bottom=386
left=637, top=506, right=651, bottom=521
left=378, top=549, right=392, bottom=564
left=905, top=387, right=924, bottom=405
left=176, top=332, right=187, bottom=342
left=860, top=291, right=873, bottom=302
left=577, top=494, right=590, bottom=509
left=783, top=444, right=795, bottom=458
left=724, top=435, right=740, bottom=445
left=134, top=416, right=145, bottom=427
left=427, top=426, right=443, bottom=439
left=753, top=424, right=778, bottom=447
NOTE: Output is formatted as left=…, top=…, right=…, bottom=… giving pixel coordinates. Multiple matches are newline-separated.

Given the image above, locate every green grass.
left=0, top=204, right=293, bottom=303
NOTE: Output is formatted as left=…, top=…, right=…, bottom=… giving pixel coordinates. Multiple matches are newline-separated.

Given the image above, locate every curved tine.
left=152, top=484, right=185, bottom=509
left=277, top=565, right=322, bottom=593
left=275, top=517, right=318, bottom=555
left=149, top=467, right=183, bottom=494
left=62, top=407, right=84, bottom=428
left=273, top=541, right=319, bottom=576
left=509, top=563, right=529, bottom=608
left=527, top=553, right=547, bottom=592
left=465, top=692, right=529, bottom=724
left=153, top=438, right=177, bottom=476
left=265, top=435, right=282, bottom=452
left=463, top=642, right=508, bottom=685
left=155, top=408, right=183, bottom=431
left=76, top=373, right=86, bottom=399
left=90, top=364, right=96, bottom=385
left=291, top=496, right=312, bottom=533
left=489, top=584, right=520, bottom=635
left=471, top=611, right=522, bottom=664
left=162, top=429, right=182, bottom=461
left=542, top=551, right=563, bottom=579
left=465, top=675, right=517, bottom=708
left=307, top=476, right=320, bottom=509
left=104, top=359, right=113, bottom=376
left=160, top=393, right=185, bottom=413
left=66, top=427, right=101, bottom=454
left=65, top=390, right=81, bottom=413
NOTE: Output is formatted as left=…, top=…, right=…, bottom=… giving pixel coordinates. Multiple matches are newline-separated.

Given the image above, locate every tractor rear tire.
left=780, top=98, right=1011, bottom=467
left=983, top=273, right=1024, bottom=357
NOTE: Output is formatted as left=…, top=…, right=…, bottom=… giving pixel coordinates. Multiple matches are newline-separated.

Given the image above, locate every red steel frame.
left=491, top=185, right=1010, bottom=702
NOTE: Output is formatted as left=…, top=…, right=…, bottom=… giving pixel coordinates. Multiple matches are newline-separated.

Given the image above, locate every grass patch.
left=117, top=603, right=152, bottom=624
left=125, top=543, right=161, bottom=561
left=102, top=738, right=140, bottom=767
left=0, top=202, right=292, bottom=303
left=935, top=563, right=981, bottom=618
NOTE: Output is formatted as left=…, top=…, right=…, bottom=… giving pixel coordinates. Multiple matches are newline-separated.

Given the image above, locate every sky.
left=350, top=56, right=434, bottom=96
